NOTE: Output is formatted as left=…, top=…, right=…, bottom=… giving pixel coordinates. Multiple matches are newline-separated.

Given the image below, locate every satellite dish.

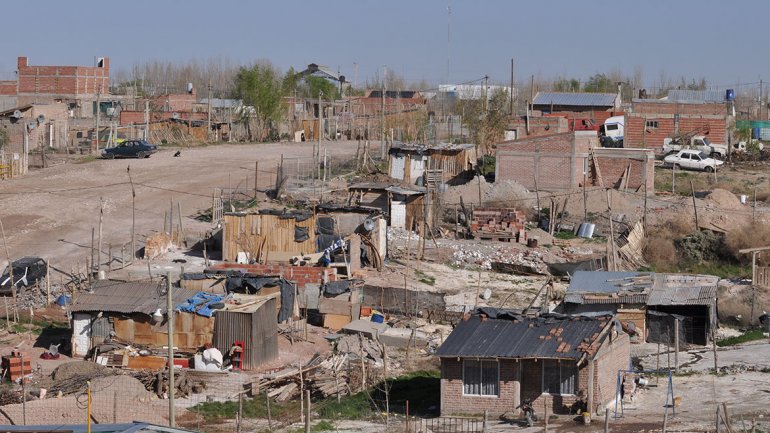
left=36, top=114, right=45, bottom=124
left=172, top=112, right=180, bottom=120
left=11, top=110, right=22, bottom=119
left=363, top=218, right=375, bottom=232
left=26, top=121, right=37, bottom=131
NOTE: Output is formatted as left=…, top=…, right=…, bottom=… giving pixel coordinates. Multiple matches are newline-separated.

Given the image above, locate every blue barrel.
left=753, top=127, right=761, bottom=139
left=726, top=89, right=735, bottom=101
left=55, top=295, right=71, bottom=306
left=371, top=313, right=384, bottom=323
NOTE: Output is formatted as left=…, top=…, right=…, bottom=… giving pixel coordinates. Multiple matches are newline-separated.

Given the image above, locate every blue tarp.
left=177, top=292, right=226, bottom=317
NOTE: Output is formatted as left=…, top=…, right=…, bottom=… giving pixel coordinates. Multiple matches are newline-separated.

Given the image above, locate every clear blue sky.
left=1, top=0, right=765, bottom=89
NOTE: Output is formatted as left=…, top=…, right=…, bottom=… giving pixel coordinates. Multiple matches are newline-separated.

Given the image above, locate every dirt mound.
left=91, top=375, right=154, bottom=401
left=444, top=176, right=534, bottom=209
left=563, top=188, right=638, bottom=219
left=705, top=188, right=741, bottom=210
left=52, top=361, right=108, bottom=381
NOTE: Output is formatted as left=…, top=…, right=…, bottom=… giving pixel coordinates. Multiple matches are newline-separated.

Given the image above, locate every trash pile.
left=16, top=283, right=72, bottom=310
left=450, top=243, right=548, bottom=273
left=255, top=352, right=364, bottom=402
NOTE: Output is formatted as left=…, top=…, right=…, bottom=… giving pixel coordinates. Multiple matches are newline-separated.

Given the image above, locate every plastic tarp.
left=317, top=217, right=336, bottom=235
left=323, top=280, right=352, bottom=296
left=294, top=226, right=310, bottom=242
left=177, top=292, right=226, bottom=317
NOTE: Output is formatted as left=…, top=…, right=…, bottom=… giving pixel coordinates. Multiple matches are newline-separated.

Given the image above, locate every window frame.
left=541, top=359, right=578, bottom=396
left=645, top=120, right=659, bottom=129
left=461, top=359, right=500, bottom=398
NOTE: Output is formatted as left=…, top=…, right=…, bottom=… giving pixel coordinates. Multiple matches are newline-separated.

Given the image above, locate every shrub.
left=643, top=236, right=678, bottom=271
left=725, top=222, right=770, bottom=265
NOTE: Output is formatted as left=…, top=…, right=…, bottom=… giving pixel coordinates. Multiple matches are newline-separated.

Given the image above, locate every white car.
left=663, top=149, right=724, bottom=172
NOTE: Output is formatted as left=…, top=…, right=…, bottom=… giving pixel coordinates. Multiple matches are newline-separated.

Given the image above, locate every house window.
left=542, top=360, right=578, bottom=395
left=463, top=359, right=499, bottom=396
left=646, top=120, right=659, bottom=129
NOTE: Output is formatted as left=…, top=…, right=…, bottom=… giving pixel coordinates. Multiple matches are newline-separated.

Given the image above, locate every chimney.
left=17, top=57, right=27, bottom=69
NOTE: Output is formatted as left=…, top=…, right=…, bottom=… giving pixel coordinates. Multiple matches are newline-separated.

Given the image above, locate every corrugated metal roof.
left=647, top=274, right=718, bottom=306
left=436, top=314, right=614, bottom=360
left=70, top=280, right=193, bottom=316
left=389, top=142, right=475, bottom=152
left=565, top=293, right=648, bottom=305
left=533, top=92, right=617, bottom=107
left=666, top=89, right=726, bottom=103
left=568, top=271, right=653, bottom=294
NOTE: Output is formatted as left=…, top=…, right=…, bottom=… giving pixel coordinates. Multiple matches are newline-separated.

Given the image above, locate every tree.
left=234, top=62, right=285, bottom=141
left=583, top=73, right=615, bottom=93
left=458, top=88, right=510, bottom=154
left=305, top=76, right=339, bottom=100
left=552, top=77, right=580, bottom=92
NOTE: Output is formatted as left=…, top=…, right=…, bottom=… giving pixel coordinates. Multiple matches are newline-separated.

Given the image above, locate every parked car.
left=0, top=256, right=47, bottom=295
left=102, top=139, right=158, bottom=159
left=663, top=149, right=724, bottom=172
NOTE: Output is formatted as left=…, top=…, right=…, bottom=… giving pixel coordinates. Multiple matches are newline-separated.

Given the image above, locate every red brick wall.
left=208, top=263, right=337, bottom=289
left=593, top=332, right=631, bottom=411
left=496, top=132, right=596, bottom=191
left=150, top=93, right=197, bottom=112
left=625, top=101, right=728, bottom=150
left=15, top=56, right=109, bottom=97
left=592, top=148, right=655, bottom=192
left=506, top=116, right=570, bottom=138
left=0, top=81, right=16, bottom=96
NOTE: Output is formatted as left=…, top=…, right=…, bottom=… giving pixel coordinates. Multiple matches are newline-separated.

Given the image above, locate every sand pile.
left=704, top=188, right=742, bottom=210
left=444, top=176, right=535, bottom=209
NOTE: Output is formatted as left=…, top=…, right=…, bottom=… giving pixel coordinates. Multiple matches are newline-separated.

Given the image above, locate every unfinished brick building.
left=437, top=312, right=630, bottom=416
left=495, top=131, right=655, bottom=193
left=625, top=99, right=729, bottom=152
left=0, top=56, right=110, bottom=118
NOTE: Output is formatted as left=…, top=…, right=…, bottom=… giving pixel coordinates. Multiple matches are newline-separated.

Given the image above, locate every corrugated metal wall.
left=213, top=298, right=278, bottom=370
left=223, top=213, right=318, bottom=262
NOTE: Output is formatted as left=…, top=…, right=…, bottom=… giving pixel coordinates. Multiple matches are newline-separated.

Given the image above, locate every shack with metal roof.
left=436, top=311, right=630, bottom=417
left=533, top=92, right=621, bottom=113
left=388, top=142, right=477, bottom=186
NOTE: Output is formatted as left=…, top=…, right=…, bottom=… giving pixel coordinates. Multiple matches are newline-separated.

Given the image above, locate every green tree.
left=553, top=77, right=580, bottom=92
left=583, top=73, right=615, bottom=93
left=305, top=76, right=340, bottom=100
left=234, top=62, right=285, bottom=141
left=458, top=88, right=510, bottom=154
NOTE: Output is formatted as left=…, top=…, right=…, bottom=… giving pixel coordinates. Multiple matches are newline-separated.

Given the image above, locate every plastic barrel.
left=584, top=223, right=596, bottom=239
left=576, top=223, right=587, bottom=237
left=371, top=313, right=384, bottom=323
left=753, top=128, right=761, bottom=139
left=726, top=89, right=735, bottom=101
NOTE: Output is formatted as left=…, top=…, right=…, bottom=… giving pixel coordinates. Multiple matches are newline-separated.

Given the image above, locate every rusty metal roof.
left=436, top=313, right=616, bottom=360
left=565, top=271, right=653, bottom=304
left=70, top=280, right=192, bottom=316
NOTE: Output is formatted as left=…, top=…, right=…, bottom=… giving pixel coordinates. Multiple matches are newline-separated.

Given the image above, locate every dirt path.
left=0, top=140, right=360, bottom=273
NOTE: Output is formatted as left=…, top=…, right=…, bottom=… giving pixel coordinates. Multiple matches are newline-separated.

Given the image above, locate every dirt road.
left=0, top=140, right=360, bottom=273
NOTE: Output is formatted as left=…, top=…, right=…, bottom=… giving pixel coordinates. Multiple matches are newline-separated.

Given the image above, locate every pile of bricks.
left=470, top=208, right=527, bottom=243
left=2, top=351, right=32, bottom=382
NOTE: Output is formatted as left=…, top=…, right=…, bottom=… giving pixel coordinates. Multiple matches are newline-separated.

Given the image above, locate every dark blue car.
left=102, top=139, right=158, bottom=159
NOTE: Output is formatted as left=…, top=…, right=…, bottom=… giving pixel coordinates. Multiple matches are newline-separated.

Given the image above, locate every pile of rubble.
left=17, top=283, right=71, bottom=310
left=255, top=352, right=364, bottom=402
left=449, top=243, right=548, bottom=273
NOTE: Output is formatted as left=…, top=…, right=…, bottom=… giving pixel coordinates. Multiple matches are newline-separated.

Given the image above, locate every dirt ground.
left=0, top=140, right=361, bottom=274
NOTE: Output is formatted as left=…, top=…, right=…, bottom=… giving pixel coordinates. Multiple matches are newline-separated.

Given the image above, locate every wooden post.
left=237, top=392, right=243, bottom=433
left=544, top=396, right=548, bottom=432
left=177, top=202, right=184, bottom=243
left=304, top=390, right=310, bottom=433
left=0, top=218, right=17, bottom=322
left=663, top=406, right=668, bottom=433
left=127, top=166, right=136, bottom=262
left=108, top=244, right=113, bottom=272
left=299, top=363, right=305, bottom=424
left=46, top=258, right=51, bottom=305
left=606, top=189, right=617, bottom=271
left=359, top=334, right=366, bottom=392
left=265, top=391, right=273, bottom=432
left=482, top=409, right=488, bottom=433
left=90, top=227, right=95, bottom=276
left=98, top=198, right=104, bottom=277
left=690, top=180, right=699, bottom=230
left=254, top=161, right=259, bottom=199
left=656, top=343, right=661, bottom=384
left=674, top=318, right=680, bottom=372
left=587, top=359, right=595, bottom=414
left=604, top=408, right=609, bottom=433
left=113, top=390, right=117, bottom=423
left=712, top=325, right=719, bottom=375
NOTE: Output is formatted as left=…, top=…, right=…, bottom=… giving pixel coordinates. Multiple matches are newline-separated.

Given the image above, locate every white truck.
left=662, top=126, right=727, bottom=158
left=599, top=115, right=624, bottom=148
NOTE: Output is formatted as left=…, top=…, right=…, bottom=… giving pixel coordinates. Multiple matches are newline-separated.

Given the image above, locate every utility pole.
left=98, top=198, right=104, bottom=278
left=166, top=273, right=176, bottom=427
left=207, top=79, right=212, bottom=142
left=144, top=100, right=149, bottom=141
left=95, top=86, right=101, bottom=153
left=483, top=75, right=489, bottom=112
left=381, top=65, right=386, bottom=159
left=127, top=166, right=136, bottom=261
left=317, top=91, right=323, bottom=180
left=510, top=58, right=515, bottom=115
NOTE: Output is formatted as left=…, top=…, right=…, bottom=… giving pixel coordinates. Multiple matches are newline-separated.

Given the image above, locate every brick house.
left=436, top=312, right=630, bottom=416
left=495, top=131, right=655, bottom=193
left=3, top=56, right=110, bottom=118
left=625, top=99, right=729, bottom=152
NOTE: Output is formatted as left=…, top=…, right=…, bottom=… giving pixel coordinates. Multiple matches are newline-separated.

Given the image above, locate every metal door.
left=390, top=154, right=405, bottom=180
left=390, top=200, right=406, bottom=229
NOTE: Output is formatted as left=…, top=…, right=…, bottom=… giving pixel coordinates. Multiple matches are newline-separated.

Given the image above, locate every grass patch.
left=190, top=397, right=300, bottom=422
left=1, top=316, right=68, bottom=336
left=554, top=231, right=577, bottom=240
left=289, top=420, right=335, bottom=433
left=414, top=269, right=436, bottom=286
left=317, top=391, right=372, bottom=420
left=679, top=261, right=749, bottom=279
left=717, top=329, right=766, bottom=347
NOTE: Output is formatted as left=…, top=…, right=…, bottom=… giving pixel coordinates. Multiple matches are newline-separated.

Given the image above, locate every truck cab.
left=599, top=115, right=624, bottom=148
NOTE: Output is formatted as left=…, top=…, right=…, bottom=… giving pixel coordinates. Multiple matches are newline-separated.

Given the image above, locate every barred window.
left=463, top=359, right=499, bottom=396
left=646, top=120, right=659, bottom=128
left=543, top=360, right=578, bottom=395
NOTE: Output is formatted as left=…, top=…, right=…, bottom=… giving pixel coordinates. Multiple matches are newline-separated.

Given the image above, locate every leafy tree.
left=553, top=77, right=580, bottom=92
left=305, top=76, right=340, bottom=100
left=583, top=73, right=615, bottom=93
left=234, top=62, right=285, bottom=141
left=458, top=88, right=510, bottom=154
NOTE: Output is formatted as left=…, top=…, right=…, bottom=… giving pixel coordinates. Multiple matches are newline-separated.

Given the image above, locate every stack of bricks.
left=470, top=208, right=527, bottom=242
left=209, top=263, right=337, bottom=289
left=2, top=351, right=32, bottom=382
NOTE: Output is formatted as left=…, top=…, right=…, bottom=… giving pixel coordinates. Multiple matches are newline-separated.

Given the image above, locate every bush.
left=725, top=222, right=770, bottom=265
left=643, top=236, right=678, bottom=271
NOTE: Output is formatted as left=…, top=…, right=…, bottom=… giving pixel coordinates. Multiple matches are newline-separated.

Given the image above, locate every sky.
left=0, top=0, right=766, bottom=90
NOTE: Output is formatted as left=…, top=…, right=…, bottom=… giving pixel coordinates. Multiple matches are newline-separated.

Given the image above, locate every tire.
left=705, top=166, right=714, bottom=173
left=136, top=152, right=145, bottom=159
left=673, top=164, right=681, bottom=170
left=107, top=153, right=115, bottom=160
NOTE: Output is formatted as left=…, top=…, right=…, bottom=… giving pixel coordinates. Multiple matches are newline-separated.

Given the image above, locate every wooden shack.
left=388, top=142, right=477, bottom=186
left=223, top=210, right=317, bottom=262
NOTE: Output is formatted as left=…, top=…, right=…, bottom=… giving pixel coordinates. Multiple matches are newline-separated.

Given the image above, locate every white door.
left=504, top=129, right=517, bottom=141
left=391, top=200, right=406, bottom=228
left=390, top=154, right=405, bottom=180
left=410, top=155, right=425, bottom=184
